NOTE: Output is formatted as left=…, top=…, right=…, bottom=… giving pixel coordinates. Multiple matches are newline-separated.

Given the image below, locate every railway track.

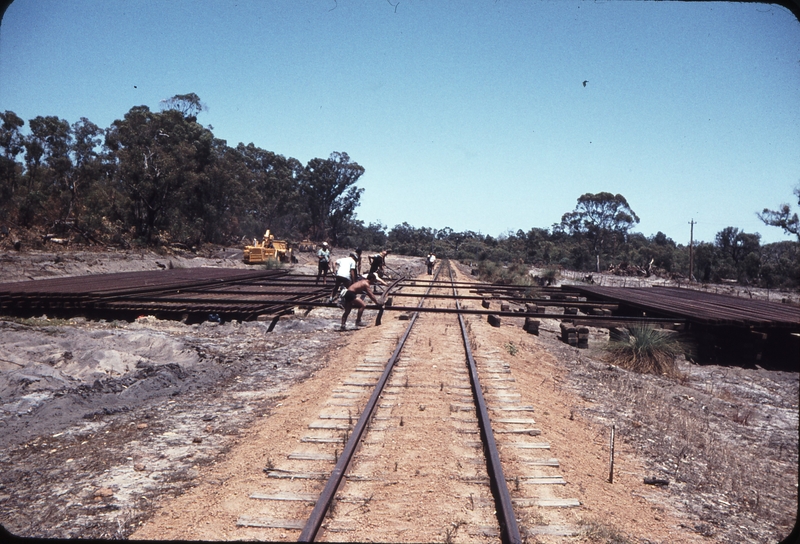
left=233, top=261, right=580, bottom=542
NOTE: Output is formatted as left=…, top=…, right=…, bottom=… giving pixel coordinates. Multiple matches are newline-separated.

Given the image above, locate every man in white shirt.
left=330, top=252, right=358, bottom=302
left=426, top=253, right=436, bottom=275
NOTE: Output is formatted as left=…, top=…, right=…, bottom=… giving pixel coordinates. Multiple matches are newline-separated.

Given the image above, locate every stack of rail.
left=0, top=268, right=331, bottom=323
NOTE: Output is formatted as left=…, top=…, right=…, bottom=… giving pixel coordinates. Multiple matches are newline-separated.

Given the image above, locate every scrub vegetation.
left=604, top=325, right=687, bottom=378
left=1, top=96, right=798, bottom=288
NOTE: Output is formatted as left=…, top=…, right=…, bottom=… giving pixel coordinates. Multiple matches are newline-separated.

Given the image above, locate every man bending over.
left=340, top=273, right=383, bottom=331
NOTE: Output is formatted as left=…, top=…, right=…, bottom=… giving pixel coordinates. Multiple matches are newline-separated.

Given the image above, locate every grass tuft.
left=578, top=519, right=633, bottom=544
left=504, top=341, right=518, bottom=356
left=605, top=325, right=685, bottom=378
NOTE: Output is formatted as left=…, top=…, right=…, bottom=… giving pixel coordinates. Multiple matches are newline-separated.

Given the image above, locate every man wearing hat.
left=316, top=242, right=331, bottom=284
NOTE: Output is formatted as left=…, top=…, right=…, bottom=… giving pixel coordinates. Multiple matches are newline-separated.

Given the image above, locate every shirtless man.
left=340, top=273, right=384, bottom=331
left=368, top=250, right=389, bottom=277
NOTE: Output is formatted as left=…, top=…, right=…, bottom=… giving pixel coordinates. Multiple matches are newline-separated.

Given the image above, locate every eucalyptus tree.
left=298, top=151, right=364, bottom=244
left=175, top=138, right=249, bottom=245
left=340, top=220, right=387, bottom=251
left=237, top=143, right=304, bottom=238
left=28, top=115, right=72, bottom=188
left=715, top=227, right=762, bottom=283
left=17, top=115, right=73, bottom=225
left=560, top=192, right=640, bottom=272
left=523, top=227, right=554, bottom=265
left=159, top=93, right=205, bottom=118
left=758, top=184, right=800, bottom=241
left=387, top=222, right=435, bottom=256
left=0, top=110, right=25, bottom=199
left=105, top=102, right=213, bottom=243
left=65, top=117, right=104, bottom=223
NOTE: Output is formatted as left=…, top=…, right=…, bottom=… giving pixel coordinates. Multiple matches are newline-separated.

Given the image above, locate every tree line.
left=342, top=220, right=798, bottom=289
left=0, top=94, right=363, bottom=248
left=344, top=191, right=799, bottom=289
left=1, top=95, right=798, bottom=289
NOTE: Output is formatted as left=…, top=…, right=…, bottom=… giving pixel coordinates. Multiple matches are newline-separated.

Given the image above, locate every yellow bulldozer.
left=243, top=230, right=294, bottom=264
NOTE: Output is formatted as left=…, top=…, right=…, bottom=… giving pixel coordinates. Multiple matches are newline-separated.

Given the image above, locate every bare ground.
left=0, top=247, right=797, bottom=543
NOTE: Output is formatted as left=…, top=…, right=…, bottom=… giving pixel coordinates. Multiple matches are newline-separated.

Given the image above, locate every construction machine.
left=243, top=230, right=294, bottom=264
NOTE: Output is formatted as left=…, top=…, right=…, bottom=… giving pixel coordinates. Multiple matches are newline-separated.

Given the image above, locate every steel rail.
left=154, top=288, right=333, bottom=296
left=239, top=291, right=332, bottom=327
left=12, top=269, right=283, bottom=296
left=363, top=304, right=685, bottom=324
left=382, top=291, right=620, bottom=308
left=563, top=284, right=800, bottom=328
left=94, top=294, right=329, bottom=306
left=374, top=277, right=405, bottom=326
left=92, top=272, right=290, bottom=301
left=450, top=262, right=522, bottom=544
left=297, top=267, right=442, bottom=542
left=362, top=277, right=555, bottom=293
left=0, top=293, right=681, bottom=328
left=94, top=296, right=679, bottom=324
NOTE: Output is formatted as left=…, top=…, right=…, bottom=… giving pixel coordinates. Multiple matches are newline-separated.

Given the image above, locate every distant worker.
left=340, top=273, right=384, bottom=331
left=316, top=242, right=331, bottom=284
left=331, top=252, right=358, bottom=302
left=368, top=250, right=389, bottom=278
left=354, top=247, right=363, bottom=275
left=426, top=253, right=436, bottom=275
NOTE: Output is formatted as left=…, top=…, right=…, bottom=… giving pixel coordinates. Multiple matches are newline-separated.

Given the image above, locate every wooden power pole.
left=688, top=219, right=696, bottom=281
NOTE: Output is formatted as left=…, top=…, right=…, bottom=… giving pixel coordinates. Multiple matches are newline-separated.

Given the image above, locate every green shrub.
left=261, top=258, right=284, bottom=270
left=605, top=325, right=685, bottom=378
left=476, top=260, right=534, bottom=286
left=541, top=267, right=559, bottom=285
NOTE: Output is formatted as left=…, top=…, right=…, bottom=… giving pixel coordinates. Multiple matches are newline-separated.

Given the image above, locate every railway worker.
left=330, top=252, right=358, bottom=302
left=340, top=273, right=384, bottom=331
left=354, top=247, right=363, bottom=275
left=368, top=250, right=389, bottom=278
left=316, top=242, right=331, bottom=285
left=426, top=252, right=436, bottom=275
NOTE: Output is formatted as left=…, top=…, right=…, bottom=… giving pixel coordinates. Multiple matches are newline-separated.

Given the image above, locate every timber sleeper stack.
left=523, top=317, right=540, bottom=335
left=559, top=322, right=589, bottom=348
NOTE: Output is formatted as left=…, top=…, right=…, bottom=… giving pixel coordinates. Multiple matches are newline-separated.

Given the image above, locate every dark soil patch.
left=0, top=309, right=346, bottom=539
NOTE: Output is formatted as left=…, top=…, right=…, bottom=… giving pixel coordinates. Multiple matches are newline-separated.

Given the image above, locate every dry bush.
left=604, top=325, right=685, bottom=378
left=572, top=360, right=798, bottom=542
left=577, top=518, right=633, bottom=544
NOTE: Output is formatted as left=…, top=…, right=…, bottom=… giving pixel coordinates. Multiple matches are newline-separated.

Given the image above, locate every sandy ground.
left=0, top=247, right=797, bottom=543
left=129, top=264, right=707, bottom=543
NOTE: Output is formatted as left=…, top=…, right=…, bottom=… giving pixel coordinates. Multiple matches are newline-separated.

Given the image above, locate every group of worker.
left=313, top=243, right=438, bottom=330
left=315, top=242, right=390, bottom=331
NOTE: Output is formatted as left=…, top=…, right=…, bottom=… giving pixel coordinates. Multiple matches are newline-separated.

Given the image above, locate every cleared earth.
left=0, top=247, right=797, bottom=543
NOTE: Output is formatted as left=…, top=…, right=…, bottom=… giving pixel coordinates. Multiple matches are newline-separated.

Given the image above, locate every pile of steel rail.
left=0, top=267, right=685, bottom=327
left=3, top=266, right=797, bottom=335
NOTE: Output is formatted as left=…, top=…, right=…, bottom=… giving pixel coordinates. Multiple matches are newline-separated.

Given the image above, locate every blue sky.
left=1, top=0, right=798, bottom=245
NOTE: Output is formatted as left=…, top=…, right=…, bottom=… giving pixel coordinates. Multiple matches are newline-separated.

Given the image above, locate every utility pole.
left=689, top=219, right=696, bottom=281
